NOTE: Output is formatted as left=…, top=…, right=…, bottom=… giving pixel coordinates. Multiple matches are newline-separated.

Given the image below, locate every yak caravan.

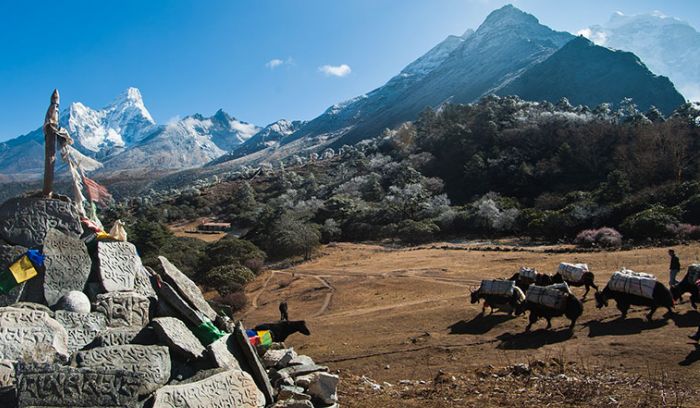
left=2, top=1, right=700, bottom=407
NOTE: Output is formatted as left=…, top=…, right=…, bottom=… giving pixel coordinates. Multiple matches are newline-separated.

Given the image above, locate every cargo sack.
left=519, top=267, right=537, bottom=281
left=526, top=284, right=569, bottom=311
left=558, top=263, right=589, bottom=283
left=607, top=270, right=656, bottom=300
left=479, top=279, right=515, bottom=297
left=619, top=268, right=656, bottom=280
left=687, top=264, right=700, bottom=283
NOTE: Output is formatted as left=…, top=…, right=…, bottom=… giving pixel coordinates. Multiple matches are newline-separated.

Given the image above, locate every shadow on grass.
left=495, top=328, right=573, bottom=350
left=585, top=316, right=668, bottom=337
left=448, top=313, right=516, bottom=335
left=679, top=343, right=700, bottom=366
left=669, top=310, right=700, bottom=328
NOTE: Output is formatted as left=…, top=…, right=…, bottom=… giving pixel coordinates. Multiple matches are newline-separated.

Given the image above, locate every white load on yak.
left=519, top=266, right=537, bottom=281
left=526, top=283, right=572, bottom=311
left=607, top=268, right=657, bottom=300
left=557, top=262, right=589, bottom=283
left=479, top=279, right=516, bottom=297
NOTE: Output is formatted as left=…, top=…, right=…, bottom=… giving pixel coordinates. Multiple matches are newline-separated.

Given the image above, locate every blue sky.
left=1, top=0, right=699, bottom=140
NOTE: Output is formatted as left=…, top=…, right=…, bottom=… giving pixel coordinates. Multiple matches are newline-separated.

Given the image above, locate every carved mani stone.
left=0, top=197, right=83, bottom=248
left=96, top=327, right=157, bottom=347
left=54, top=310, right=107, bottom=353
left=94, top=291, right=150, bottom=328
left=235, top=322, right=274, bottom=405
left=0, top=359, right=14, bottom=393
left=0, top=244, right=28, bottom=307
left=158, top=256, right=217, bottom=321
left=16, top=364, right=142, bottom=408
left=0, top=307, right=68, bottom=362
left=207, top=334, right=242, bottom=370
left=151, top=368, right=265, bottom=408
left=135, top=266, right=158, bottom=300
left=43, top=228, right=91, bottom=306
left=97, top=241, right=140, bottom=292
left=75, top=345, right=171, bottom=395
left=151, top=317, right=205, bottom=361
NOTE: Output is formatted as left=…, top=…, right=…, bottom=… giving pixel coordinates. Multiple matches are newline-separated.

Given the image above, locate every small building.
left=197, top=222, right=231, bottom=232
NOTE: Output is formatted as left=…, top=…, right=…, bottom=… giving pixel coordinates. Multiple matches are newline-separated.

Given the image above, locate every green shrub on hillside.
left=620, top=205, right=680, bottom=239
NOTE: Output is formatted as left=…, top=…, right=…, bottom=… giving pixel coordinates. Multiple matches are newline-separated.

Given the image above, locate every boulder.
left=263, top=348, right=298, bottom=369
left=151, top=368, right=265, bottom=408
left=93, top=291, right=150, bottom=328
left=158, top=256, right=217, bottom=320
left=54, top=310, right=107, bottom=353
left=42, top=228, right=91, bottom=306
left=207, top=334, right=241, bottom=370
left=0, top=307, right=68, bottom=362
left=151, top=317, right=205, bottom=360
left=306, top=372, right=340, bottom=405
left=75, top=345, right=171, bottom=395
left=0, top=197, right=82, bottom=249
left=56, top=290, right=91, bottom=313
left=15, top=364, right=142, bottom=407
left=97, top=241, right=140, bottom=292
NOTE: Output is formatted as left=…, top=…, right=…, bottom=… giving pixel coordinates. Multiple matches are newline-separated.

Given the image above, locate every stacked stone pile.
left=0, top=195, right=339, bottom=408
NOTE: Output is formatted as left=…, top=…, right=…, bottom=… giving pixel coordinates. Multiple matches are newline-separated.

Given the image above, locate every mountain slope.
left=209, top=119, right=306, bottom=166
left=499, top=36, right=685, bottom=113
left=580, top=11, right=700, bottom=101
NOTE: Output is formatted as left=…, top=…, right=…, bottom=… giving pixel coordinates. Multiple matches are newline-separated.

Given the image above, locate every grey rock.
left=0, top=197, right=83, bottom=248
left=96, top=326, right=157, bottom=347
left=288, top=354, right=315, bottom=367
left=94, top=291, right=150, bottom=328
left=234, top=321, right=275, bottom=405
left=135, top=266, right=157, bottom=300
left=151, top=317, right=205, bottom=360
left=9, top=302, right=53, bottom=317
left=42, top=228, right=91, bottom=306
left=294, top=374, right=315, bottom=388
left=151, top=368, right=265, bottom=408
left=306, top=372, right=339, bottom=405
left=272, top=399, right=314, bottom=408
left=207, top=334, right=241, bottom=370
left=157, top=280, right=206, bottom=326
left=275, top=364, right=329, bottom=380
left=16, top=364, right=142, bottom=407
left=75, top=345, right=171, bottom=395
left=0, top=360, right=14, bottom=393
left=97, top=241, right=140, bottom=292
left=263, top=348, right=297, bottom=369
left=0, top=244, right=27, bottom=307
left=159, top=256, right=217, bottom=320
left=56, top=290, right=91, bottom=313
left=0, top=307, right=68, bottom=362
left=278, top=385, right=311, bottom=401
left=54, top=310, right=107, bottom=353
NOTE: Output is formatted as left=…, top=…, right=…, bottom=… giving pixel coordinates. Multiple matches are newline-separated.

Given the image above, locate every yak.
left=552, top=270, right=598, bottom=299
left=671, top=274, right=700, bottom=309
left=516, top=287, right=583, bottom=331
left=470, top=285, right=525, bottom=315
left=595, top=282, right=674, bottom=321
left=508, top=271, right=553, bottom=292
left=254, top=320, right=310, bottom=342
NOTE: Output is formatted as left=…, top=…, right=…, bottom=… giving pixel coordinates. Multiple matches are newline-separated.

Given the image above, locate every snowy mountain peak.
left=480, top=4, right=539, bottom=30
left=107, top=87, right=154, bottom=124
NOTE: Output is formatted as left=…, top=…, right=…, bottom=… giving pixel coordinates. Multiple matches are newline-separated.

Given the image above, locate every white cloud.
left=319, top=64, right=352, bottom=77
left=266, top=57, right=294, bottom=69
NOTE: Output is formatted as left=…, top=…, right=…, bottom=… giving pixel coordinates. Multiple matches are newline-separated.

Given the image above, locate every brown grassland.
left=241, top=242, right=700, bottom=407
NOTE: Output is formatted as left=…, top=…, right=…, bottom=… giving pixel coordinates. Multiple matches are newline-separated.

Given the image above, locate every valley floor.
left=240, top=242, right=700, bottom=407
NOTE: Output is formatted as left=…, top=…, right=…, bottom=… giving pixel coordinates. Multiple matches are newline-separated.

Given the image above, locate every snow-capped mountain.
left=579, top=11, right=700, bottom=101
left=63, top=87, right=156, bottom=156
left=282, top=4, right=684, bottom=149
left=99, top=111, right=259, bottom=172
left=0, top=88, right=258, bottom=177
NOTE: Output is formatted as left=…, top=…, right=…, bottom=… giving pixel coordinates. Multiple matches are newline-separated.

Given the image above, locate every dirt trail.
left=241, top=242, right=700, bottom=407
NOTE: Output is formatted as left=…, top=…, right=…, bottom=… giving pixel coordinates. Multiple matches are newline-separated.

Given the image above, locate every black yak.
left=516, top=285, right=583, bottom=331
left=508, top=270, right=554, bottom=292
left=470, top=284, right=525, bottom=315
left=552, top=263, right=598, bottom=299
left=595, top=280, right=674, bottom=321
left=254, top=320, right=310, bottom=342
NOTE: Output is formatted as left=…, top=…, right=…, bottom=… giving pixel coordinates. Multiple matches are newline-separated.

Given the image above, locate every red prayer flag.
left=83, top=176, right=112, bottom=207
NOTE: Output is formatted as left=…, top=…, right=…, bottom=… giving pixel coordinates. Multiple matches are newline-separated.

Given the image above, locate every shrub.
left=212, top=291, right=248, bottom=315
left=682, top=194, right=700, bottom=224
left=666, top=223, right=700, bottom=240
left=203, top=237, right=265, bottom=273
left=397, top=219, right=439, bottom=244
left=575, top=227, right=622, bottom=248
left=201, top=264, right=254, bottom=295
left=620, top=205, right=680, bottom=240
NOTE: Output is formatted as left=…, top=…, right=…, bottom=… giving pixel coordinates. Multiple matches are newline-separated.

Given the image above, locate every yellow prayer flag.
left=8, top=255, right=38, bottom=284
left=96, top=231, right=113, bottom=240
